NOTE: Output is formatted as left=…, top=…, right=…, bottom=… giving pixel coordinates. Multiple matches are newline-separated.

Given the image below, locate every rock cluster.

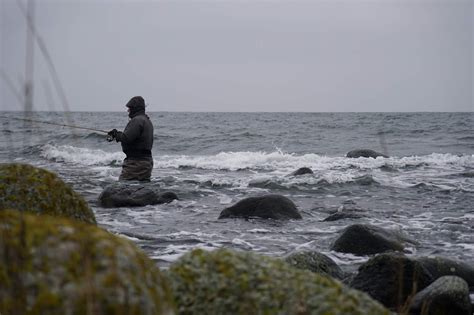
left=3, top=163, right=472, bottom=314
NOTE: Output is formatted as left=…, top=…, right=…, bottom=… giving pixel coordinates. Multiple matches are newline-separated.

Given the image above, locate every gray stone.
left=346, top=149, right=388, bottom=158
left=409, top=276, right=471, bottom=315
left=331, top=224, right=405, bottom=256
left=218, top=194, right=302, bottom=220
left=290, top=167, right=314, bottom=176
left=99, top=183, right=178, bottom=207
left=284, top=251, right=345, bottom=280
left=416, top=256, right=474, bottom=290
left=350, top=253, right=434, bottom=310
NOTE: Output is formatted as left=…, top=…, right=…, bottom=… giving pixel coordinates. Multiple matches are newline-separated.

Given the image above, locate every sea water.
left=1, top=111, right=473, bottom=272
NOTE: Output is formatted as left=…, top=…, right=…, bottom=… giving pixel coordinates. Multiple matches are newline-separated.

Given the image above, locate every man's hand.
left=107, top=129, right=118, bottom=142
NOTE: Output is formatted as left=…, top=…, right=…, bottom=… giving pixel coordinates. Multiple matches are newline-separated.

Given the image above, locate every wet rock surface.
left=218, top=194, right=302, bottom=220
left=346, top=149, right=388, bottom=158
left=331, top=224, right=406, bottom=256
left=284, top=250, right=345, bottom=280
left=99, top=182, right=178, bottom=207
left=350, top=253, right=434, bottom=310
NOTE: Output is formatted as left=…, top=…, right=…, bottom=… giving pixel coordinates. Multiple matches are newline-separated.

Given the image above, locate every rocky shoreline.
left=1, top=163, right=472, bottom=314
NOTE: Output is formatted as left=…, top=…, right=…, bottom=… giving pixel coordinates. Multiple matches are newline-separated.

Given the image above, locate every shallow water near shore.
left=1, top=111, right=473, bottom=274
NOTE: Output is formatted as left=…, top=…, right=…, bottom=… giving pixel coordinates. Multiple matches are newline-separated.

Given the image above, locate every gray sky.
left=1, top=0, right=473, bottom=112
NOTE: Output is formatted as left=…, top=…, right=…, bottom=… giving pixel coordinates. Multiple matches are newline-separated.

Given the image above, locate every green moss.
left=284, top=251, right=345, bottom=280
left=0, top=163, right=96, bottom=224
left=0, top=210, right=176, bottom=315
left=167, top=248, right=390, bottom=314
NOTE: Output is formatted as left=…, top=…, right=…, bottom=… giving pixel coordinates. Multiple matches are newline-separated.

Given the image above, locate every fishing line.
left=2, top=115, right=109, bottom=134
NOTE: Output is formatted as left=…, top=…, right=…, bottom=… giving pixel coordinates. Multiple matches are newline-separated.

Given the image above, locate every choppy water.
left=1, top=111, right=473, bottom=272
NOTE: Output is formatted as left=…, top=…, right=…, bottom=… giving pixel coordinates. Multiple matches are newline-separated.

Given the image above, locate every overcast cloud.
left=1, top=0, right=473, bottom=112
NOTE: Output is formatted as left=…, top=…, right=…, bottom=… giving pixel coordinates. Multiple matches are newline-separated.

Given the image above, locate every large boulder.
left=0, top=210, right=175, bottom=315
left=416, top=256, right=474, bottom=290
left=409, top=276, right=471, bottom=315
left=0, top=163, right=96, bottom=224
left=218, top=194, right=302, bottom=220
left=346, top=149, right=388, bottom=158
left=284, top=251, right=345, bottom=280
left=99, top=182, right=178, bottom=207
left=166, top=248, right=389, bottom=314
left=331, top=224, right=406, bottom=256
left=350, top=253, right=434, bottom=310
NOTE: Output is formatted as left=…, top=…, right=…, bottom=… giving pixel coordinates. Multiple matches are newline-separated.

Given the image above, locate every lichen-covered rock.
left=331, top=224, right=405, bottom=256
left=167, top=248, right=389, bottom=314
left=0, top=163, right=96, bottom=224
left=99, top=182, right=178, bottom=208
left=350, top=253, right=434, bottom=310
left=346, top=149, right=388, bottom=158
left=0, top=210, right=175, bottom=315
left=416, top=256, right=474, bottom=290
left=218, top=194, right=302, bottom=220
left=409, top=276, right=472, bottom=315
left=284, top=250, right=345, bottom=280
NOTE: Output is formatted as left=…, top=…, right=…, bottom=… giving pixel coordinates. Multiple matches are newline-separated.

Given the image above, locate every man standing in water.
left=108, top=96, right=154, bottom=181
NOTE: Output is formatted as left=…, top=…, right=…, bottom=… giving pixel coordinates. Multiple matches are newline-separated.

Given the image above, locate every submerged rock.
left=218, top=194, right=302, bottom=220
left=284, top=251, right=345, bottom=280
left=290, top=167, right=314, bottom=176
left=346, top=149, right=388, bottom=158
left=416, top=256, right=474, bottom=290
left=0, top=210, right=175, bottom=315
left=167, top=248, right=389, bottom=314
left=331, top=224, right=405, bottom=256
left=350, top=253, right=434, bottom=310
left=99, top=182, right=178, bottom=207
left=0, top=163, right=96, bottom=224
left=322, top=212, right=364, bottom=222
left=409, top=276, right=471, bottom=315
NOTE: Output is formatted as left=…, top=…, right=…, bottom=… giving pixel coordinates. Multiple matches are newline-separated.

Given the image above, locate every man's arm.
left=115, top=118, right=143, bottom=144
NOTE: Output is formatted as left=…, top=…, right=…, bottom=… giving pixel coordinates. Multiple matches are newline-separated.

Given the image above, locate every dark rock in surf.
left=99, top=183, right=178, bottom=207
left=346, top=149, right=388, bottom=159
left=284, top=251, right=345, bottom=280
left=322, top=212, right=363, bottom=222
left=409, top=276, right=471, bottom=315
left=331, top=224, right=405, bottom=256
left=290, top=167, right=314, bottom=176
left=416, top=256, right=474, bottom=290
left=218, top=194, right=302, bottom=220
left=350, top=253, right=434, bottom=310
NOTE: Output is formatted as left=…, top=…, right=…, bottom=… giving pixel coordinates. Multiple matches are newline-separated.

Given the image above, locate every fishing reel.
left=106, top=129, right=118, bottom=142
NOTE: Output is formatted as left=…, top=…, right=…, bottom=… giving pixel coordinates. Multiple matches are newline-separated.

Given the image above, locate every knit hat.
left=125, top=96, right=145, bottom=109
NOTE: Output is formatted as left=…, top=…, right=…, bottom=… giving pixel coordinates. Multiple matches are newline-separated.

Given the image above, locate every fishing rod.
left=2, top=115, right=114, bottom=141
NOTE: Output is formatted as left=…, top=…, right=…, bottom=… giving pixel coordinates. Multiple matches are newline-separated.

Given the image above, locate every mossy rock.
left=284, top=250, right=345, bottom=280
left=0, top=163, right=96, bottom=224
left=0, top=210, right=176, bottom=315
left=167, top=248, right=389, bottom=314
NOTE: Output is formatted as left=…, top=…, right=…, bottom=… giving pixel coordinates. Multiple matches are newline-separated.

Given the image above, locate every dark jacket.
left=115, top=110, right=154, bottom=159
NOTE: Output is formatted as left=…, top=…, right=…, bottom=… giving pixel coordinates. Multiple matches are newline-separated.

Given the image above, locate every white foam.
left=155, top=152, right=473, bottom=176
left=41, top=144, right=124, bottom=166
left=231, top=238, right=255, bottom=249
left=218, top=194, right=233, bottom=205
